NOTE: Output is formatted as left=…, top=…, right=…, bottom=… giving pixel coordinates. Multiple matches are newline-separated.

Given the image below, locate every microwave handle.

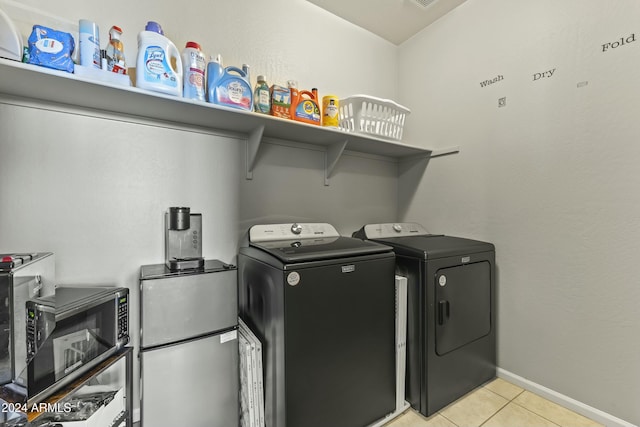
left=28, top=275, right=43, bottom=298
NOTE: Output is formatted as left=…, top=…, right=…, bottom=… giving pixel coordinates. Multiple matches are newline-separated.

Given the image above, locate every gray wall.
left=398, top=0, right=640, bottom=424
left=239, top=140, right=398, bottom=238
left=0, top=100, right=243, bottom=414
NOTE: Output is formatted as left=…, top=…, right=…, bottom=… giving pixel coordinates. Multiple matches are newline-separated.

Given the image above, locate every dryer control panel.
left=360, top=223, right=429, bottom=239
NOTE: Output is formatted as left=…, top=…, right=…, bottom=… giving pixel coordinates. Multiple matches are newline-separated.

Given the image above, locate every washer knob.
left=392, top=223, right=403, bottom=232
left=291, top=223, right=303, bottom=235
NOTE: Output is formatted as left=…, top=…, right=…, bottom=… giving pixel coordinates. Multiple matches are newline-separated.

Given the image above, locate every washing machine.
left=353, top=223, right=496, bottom=416
left=239, top=223, right=397, bottom=427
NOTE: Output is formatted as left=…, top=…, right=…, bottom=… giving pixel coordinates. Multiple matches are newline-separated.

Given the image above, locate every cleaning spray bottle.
left=106, top=25, right=126, bottom=74
left=135, top=21, right=182, bottom=96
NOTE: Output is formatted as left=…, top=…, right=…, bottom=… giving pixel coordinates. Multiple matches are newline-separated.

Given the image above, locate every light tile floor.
left=384, top=378, right=604, bottom=427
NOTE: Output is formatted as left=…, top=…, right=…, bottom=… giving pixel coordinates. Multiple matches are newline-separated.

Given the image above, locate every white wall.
left=398, top=0, right=640, bottom=425
left=0, top=0, right=401, bottom=418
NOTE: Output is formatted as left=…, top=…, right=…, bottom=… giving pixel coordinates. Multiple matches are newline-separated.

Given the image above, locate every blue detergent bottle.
left=206, top=54, right=253, bottom=111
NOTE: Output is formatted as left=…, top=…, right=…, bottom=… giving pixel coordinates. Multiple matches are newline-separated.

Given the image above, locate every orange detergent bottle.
left=290, top=87, right=321, bottom=125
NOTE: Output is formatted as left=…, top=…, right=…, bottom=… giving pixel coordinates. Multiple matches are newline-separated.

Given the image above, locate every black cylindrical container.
left=168, top=207, right=190, bottom=230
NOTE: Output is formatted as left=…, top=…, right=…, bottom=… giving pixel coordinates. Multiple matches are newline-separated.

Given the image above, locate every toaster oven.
left=0, top=253, right=55, bottom=391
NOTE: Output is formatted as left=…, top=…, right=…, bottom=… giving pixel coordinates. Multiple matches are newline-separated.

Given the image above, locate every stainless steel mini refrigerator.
left=139, top=260, right=238, bottom=427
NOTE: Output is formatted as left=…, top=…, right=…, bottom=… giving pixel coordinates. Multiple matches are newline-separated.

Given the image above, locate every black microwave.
left=24, top=286, right=129, bottom=405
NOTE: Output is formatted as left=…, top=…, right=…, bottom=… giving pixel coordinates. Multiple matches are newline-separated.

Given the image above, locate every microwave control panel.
left=26, top=307, right=37, bottom=359
left=117, top=294, right=128, bottom=340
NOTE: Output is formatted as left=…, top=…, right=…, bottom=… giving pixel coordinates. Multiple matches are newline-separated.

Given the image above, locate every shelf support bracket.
left=246, top=125, right=265, bottom=180
left=324, top=140, right=348, bottom=186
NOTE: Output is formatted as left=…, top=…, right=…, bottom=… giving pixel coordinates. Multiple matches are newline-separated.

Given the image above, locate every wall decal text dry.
left=533, top=68, right=556, bottom=81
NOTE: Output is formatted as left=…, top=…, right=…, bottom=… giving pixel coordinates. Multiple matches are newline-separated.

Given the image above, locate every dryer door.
left=435, top=261, right=491, bottom=356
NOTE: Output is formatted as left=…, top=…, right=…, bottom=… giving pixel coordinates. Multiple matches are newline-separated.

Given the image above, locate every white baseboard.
left=497, top=368, right=637, bottom=427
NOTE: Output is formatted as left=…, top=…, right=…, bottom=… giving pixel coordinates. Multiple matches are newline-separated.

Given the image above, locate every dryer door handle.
left=438, top=300, right=450, bottom=325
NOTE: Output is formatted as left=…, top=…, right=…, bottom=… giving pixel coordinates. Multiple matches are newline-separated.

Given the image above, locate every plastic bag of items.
left=27, top=25, right=75, bottom=73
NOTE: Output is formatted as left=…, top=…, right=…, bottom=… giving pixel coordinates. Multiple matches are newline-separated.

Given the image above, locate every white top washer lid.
left=362, top=222, right=429, bottom=239
left=249, top=223, right=340, bottom=243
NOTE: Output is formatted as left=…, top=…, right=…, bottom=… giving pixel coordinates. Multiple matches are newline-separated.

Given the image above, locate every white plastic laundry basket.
left=338, top=95, right=410, bottom=141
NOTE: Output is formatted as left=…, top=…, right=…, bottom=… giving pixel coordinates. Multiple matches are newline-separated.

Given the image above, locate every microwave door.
left=52, top=329, right=103, bottom=381
left=26, top=295, right=123, bottom=401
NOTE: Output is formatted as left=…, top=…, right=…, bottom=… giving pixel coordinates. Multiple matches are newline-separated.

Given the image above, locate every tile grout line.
left=386, top=381, right=604, bottom=427
left=477, top=398, right=511, bottom=427
left=438, top=411, right=460, bottom=427
left=483, top=386, right=524, bottom=402
left=481, top=387, right=566, bottom=427
left=477, top=384, right=525, bottom=427
left=511, top=389, right=526, bottom=401
left=512, top=389, right=604, bottom=427
left=510, top=400, right=564, bottom=427
left=438, top=386, right=512, bottom=427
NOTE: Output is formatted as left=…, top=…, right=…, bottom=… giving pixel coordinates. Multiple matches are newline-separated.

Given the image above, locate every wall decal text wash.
left=479, top=75, right=503, bottom=88
left=602, top=33, right=635, bottom=52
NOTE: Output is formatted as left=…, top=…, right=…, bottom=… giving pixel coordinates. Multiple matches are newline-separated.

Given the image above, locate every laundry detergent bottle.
left=136, top=21, right=182, bottom=96
left=206, top=54, right=253, bottom=111
left=291, top=87, right=321, bottom=125
left=181, top=41, right=206, bottom=101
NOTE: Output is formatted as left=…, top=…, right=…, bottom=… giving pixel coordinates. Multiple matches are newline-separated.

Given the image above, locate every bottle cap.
left=109, top=26, right=123, bottom=39
left=79, top=19, right=98, bottom=35
left=145, top=21, right=163, bottom=35
left=257, top=75, right=266, bottom=82
left=185, top=41, right=201, bottom=50
left=208, top=54, right=223, bottom=66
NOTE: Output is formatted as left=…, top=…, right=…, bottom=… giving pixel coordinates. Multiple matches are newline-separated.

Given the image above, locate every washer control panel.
left=250, top=223, right=340, bottom=242
left=362, top=223, right=429, bottom=239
